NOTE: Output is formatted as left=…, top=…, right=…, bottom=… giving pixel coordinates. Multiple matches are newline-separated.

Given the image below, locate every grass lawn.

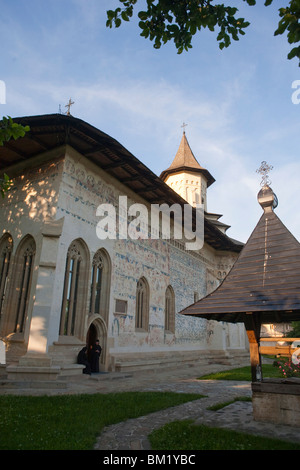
left=198, top=364, right=281, bottom=381
left=149, top=420, right=300, bottom=450
left=147, top=362, right=300, bottom=451
left=0, top=363, right=295, bottom=451
left=0, top=391, right=204, bottom=450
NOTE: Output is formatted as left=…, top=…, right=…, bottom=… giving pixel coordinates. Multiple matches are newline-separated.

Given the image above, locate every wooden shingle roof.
left=160, top=131, right=215, bottom=187
left=181, top=185, right=300, bottom=323
left=0, top=113, right=242, bottom=253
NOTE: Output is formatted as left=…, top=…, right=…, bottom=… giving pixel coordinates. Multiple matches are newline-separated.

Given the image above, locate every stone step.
left=88, top=372, right=133, bottom=381
left=59, top=364, right=85, bottom=377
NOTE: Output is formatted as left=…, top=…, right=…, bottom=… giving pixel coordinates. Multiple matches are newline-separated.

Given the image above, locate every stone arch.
left=135, top=276, right=150, bottom=331
left=2, top=234, right=36, bottom=337
left=59, top=238, right=90, bottom=340
left=86, top=315, right=107, bottom=370
left=89, top=248, right=111, bottom=326
left=165, top=285, right=175, bottom=333
left=0, top=233, right=13, bottom=318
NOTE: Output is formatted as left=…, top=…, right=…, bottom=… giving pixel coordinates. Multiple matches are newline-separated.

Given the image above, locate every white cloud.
left=1, top=0, right=299, bottom=246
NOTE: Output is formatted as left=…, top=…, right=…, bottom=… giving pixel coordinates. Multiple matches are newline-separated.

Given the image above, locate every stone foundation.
left=5, top=352, right=85, bottom=381
left=2, top=345, right=249, bottom=381
left=252, top=378, right=300, bottom=426
left=110, top=349, right=248, bottom=373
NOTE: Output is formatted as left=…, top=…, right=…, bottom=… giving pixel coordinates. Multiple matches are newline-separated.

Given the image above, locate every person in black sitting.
left=90, top=339, right=102, bottom=373
left=77, top=346, right=91, bottom=375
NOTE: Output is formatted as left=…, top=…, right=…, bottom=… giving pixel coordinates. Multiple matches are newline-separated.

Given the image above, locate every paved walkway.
left=2, top=362, right=300, bottom=449
left=92, top=375, right=300, bottom=450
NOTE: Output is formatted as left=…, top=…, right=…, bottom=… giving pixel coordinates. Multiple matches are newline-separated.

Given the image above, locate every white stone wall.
left=0, top=145, right=247, bottom=368
left=55, top=148, right=245, bottom=356
left=164, top=171, right=207, bottom=210
left=0, top=151, right=65, bottom=357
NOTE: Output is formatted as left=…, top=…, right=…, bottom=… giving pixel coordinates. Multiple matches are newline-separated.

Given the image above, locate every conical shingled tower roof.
left=181, top=185, right=300, bottom=324
left=160, top=131, right=215, bottom=187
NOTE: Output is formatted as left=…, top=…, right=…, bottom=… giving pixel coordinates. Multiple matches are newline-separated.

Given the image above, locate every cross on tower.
left=256, top=161, right=274, bottom=187
left=65, top=98, right=74, bottom=116
left=181, top=122, right=188, bottom=134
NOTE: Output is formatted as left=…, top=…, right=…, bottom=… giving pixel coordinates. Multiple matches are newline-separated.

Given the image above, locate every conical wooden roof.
left=181, top=185, right=300, bottom=323
left=160, top=132, right=215, bottom=187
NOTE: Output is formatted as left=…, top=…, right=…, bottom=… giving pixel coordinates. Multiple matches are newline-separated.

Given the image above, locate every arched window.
left=0, top=234, right=13, bottom=317
left=60, top=239, right=89, bottom=337
left=90, top=249, right=111, bottom=324
left=185, top=187, right=191, bottom=204
left=165, top=285, right=175, bottom=333
left=135, top=277, right=149, bottom=330
left=14, top=236, right=36, bottom=334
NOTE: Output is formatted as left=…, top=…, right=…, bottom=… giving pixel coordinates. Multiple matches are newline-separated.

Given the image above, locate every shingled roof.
left=0, top=113, right=242, bottom=253
left=160, top=131, right=215, bottom=187
left=181, top=185, right=300, bottom=324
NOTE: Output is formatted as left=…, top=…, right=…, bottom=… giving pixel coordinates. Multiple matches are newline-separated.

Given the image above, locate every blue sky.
left=1, top=0, right=299, bottom=243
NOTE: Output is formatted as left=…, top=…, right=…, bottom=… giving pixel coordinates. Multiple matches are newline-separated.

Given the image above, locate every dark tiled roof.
left=181, top=185, right=300, bottom=323
left=0, top=113, right=242, bottom=253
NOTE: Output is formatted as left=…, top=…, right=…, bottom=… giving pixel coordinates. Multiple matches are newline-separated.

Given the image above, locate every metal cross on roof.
left=65, top=98, right=74, bottom=116
left=181, top=122, right=188, bottom=133
left=256, top=160, right=274, bottom=187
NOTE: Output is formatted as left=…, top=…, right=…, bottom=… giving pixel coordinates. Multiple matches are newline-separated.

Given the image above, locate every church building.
left=0, top=113, right=248, bottom=380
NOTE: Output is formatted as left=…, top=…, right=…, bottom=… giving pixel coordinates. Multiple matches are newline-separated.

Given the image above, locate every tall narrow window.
left=60, top=240, right=89, bottom=337
left=14, top=237, right=36, bottom=333
left=135, top=277, right=149, bottom=330
left=90, top=251, right=103, bottom=315
left=89, top=249, right=111, bottom=324
left=0, top=234, right=13, bottom=317
left=165, top=285, right=175, bottom=333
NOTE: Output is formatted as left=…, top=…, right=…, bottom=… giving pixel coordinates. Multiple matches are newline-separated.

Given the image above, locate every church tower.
left=160, top=129, right=215, bottom=212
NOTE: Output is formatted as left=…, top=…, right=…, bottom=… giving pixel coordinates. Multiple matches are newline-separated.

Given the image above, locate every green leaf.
left=288, top=46, right=300, bottom=60
left=105, top=0, right=300, bottom=66
left=0, top=173, right=13, bottom=198
left=106, top=10, right=115, bottom=20
left=121, top=11, right=129, bottom=21
left=138, top=11, right=148, bottom=21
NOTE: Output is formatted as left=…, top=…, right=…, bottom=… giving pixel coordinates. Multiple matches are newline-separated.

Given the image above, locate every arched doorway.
left=86, top=323, right=97, bottom=364
left=86, top=318, right=107, bottom=371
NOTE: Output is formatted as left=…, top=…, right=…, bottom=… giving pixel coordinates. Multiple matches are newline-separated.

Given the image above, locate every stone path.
left=2, top=362, right=300, bottom=450
left=94, top=378, right=300, bottom=450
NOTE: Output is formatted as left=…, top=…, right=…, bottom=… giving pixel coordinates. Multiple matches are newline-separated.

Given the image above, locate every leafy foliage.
left=0, top=173, right=12, bottom=199
left=0, top=116, right=29, bottom=146
left=106, top=0, right=300, bottom=64
left=286, top=321, right=300, bottom=337
left=275, top=0, right=300, bottom=62
left=0, top=116, right=30, bottom=197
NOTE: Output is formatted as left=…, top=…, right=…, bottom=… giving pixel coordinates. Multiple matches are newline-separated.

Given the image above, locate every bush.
left=273, top=359, right=300, bottom=378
